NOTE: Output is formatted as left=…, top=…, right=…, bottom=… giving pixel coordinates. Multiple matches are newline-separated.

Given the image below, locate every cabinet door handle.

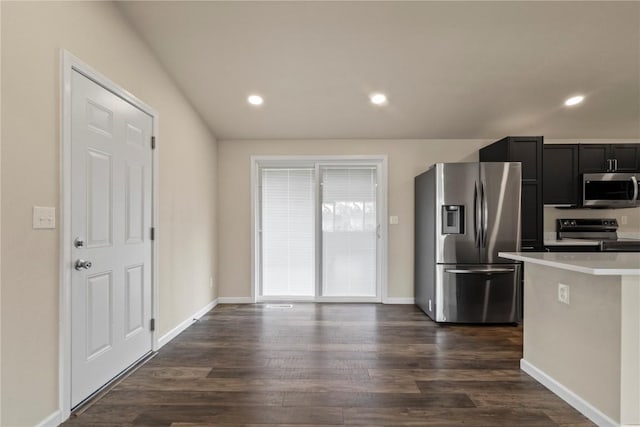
left=614, top=159, right=618, bottom=171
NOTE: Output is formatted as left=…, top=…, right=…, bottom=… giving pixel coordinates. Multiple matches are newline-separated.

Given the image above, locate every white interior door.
left=70, top=70, right=153, bottom=407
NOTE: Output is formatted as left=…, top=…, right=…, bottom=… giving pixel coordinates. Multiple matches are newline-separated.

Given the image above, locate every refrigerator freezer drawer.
left=435, top=264, right=521, bottom=323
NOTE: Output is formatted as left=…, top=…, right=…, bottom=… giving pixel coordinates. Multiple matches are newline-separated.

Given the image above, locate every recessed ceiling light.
left=370, top=93, right=387, bottom=105
left=248, top=94, right=264, bottom=106
left=564, top=95, right=584, bottom=106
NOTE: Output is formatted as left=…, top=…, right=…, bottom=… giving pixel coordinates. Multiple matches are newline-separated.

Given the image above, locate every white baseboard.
left=35, top=410, right=62, bottom=427
left=157, top=299, right=218, bottom=349
left=217, top=297, right=254, bottom=304
left=383, top=297, right=415, bottom=304
left=520, top=359, right=620, bottom=427
left=218, top=297, right=414, bottom=305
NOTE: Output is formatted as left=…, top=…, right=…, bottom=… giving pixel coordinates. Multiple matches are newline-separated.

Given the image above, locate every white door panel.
left=125, top=163, right=145, bottom=244
left=70, top=71, right=153, bottom=407
left=125, top=264, right=144, bottom=337
left=85, top=272, right=113, bottom=359
left=86, top=149, right=112, bottom=248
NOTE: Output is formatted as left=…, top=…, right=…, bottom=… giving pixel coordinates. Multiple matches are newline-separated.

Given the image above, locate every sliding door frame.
left=251, top=155, right=388, bottom=303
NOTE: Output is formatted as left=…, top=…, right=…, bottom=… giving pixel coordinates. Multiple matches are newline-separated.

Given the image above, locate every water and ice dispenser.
left=442, top=205, right=464, bottom=234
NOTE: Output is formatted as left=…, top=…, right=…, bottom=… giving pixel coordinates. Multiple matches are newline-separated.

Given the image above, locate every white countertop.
left=499, top=252, right=640, bottom=276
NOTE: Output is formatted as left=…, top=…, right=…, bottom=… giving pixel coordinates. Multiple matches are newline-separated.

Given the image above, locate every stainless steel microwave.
left=583, top=173, right=639, bottom=208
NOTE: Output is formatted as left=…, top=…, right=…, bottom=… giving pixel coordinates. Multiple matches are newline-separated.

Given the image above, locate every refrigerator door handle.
left=481, top=180, right=488, bottom=247
left=473, top=182, right=480, bottom=247
left=444, top=268, right=516, bottom=274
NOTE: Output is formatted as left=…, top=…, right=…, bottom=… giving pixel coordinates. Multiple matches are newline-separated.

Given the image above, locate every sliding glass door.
left=257, top=158, right=384, bottom=302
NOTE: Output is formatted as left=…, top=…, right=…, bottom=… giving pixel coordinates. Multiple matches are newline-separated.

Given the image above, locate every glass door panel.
left=261, top=168, right=315, bottom=296
left=321, top=167, right=377, bottom=297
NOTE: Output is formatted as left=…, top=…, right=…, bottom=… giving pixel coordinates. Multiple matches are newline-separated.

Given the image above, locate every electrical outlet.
left=389, top=216, right=399, bottom=225
left=558, top=283, right=570, bottom=305
left=621, top=215, right=628, bottom=225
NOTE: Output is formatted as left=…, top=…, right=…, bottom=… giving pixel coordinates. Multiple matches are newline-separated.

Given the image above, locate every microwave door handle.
left=631, top=176, right=638, bottom=202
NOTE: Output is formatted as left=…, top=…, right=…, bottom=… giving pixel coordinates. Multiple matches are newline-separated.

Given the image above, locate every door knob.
left=75, top=259, right=92, bottom=271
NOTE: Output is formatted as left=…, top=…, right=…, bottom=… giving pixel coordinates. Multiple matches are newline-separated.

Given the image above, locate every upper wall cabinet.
left=480, top=136, right=543, bottom=251
left=543, top=144, right=579, bottom=206
left=579, top=144, right=640, bottom=174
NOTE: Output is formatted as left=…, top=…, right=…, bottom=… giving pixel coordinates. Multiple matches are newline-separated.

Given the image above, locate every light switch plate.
left=389, top=216, right=399, bottom=225
left=33, top=206, right=56, bottom=229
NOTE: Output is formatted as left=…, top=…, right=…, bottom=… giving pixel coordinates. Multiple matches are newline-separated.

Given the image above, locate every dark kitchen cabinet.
left=543, top=144, right=579, bottom=206
left=579, top=144, right=640, bottom=173
left=480, top=136, right=543, bottom=251
left=611, top=145, right=640, bottom=172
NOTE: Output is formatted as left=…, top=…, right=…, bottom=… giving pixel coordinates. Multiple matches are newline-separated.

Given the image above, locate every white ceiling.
left=118, top=1, right=640, bottom=141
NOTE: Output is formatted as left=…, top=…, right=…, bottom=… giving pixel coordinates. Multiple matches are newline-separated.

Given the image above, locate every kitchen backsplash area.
left=544, top=206, right=640, bottom=237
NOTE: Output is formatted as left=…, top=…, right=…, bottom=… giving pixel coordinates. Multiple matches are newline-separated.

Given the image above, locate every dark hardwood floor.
left=64, top=303, right=593, bottom=426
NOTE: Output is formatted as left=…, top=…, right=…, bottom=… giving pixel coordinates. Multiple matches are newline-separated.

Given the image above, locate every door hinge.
left=150, top=318, right=156, bottom=331
left=150, top=227, right=155, bottom=241
left=151, top=136, right=156, bottom=150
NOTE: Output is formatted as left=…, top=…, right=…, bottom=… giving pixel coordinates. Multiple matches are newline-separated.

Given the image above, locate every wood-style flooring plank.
left=342, top=407, right=557, bottom=426
left=206, top=367, right=371, bottom=380
left=98, top=390, right=285, bottom=407
left=116, top=377, right=421, bottom=394
left=282, top=391, right=475, bottom=408
left=368, top=368, right=525, bottom=381
left=132, top=405, right=344, bottom=425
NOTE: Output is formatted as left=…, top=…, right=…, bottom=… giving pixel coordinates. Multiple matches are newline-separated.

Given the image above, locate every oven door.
left=583, top=173, right=639, bottom=208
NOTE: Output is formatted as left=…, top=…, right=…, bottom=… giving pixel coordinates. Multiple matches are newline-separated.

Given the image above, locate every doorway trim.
left=250, top=155, right=388, bottom=303
left=59, top=50, right=159, bottom=421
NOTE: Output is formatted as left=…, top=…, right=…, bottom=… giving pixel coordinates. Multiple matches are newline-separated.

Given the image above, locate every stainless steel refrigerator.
left=415, top=162, right=522, bottom=323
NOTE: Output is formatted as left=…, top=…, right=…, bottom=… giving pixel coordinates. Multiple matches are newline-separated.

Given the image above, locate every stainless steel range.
left=557, top=218, right=640, bottom=252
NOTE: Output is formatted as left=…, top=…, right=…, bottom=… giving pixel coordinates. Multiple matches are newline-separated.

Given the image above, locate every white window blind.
left=321, top=167, right=377, bottom=297
left=261, top=168, right=315, bottom=296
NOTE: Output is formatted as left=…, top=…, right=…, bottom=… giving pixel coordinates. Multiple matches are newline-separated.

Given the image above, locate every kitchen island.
left=499, top=252, right=640, bottom=427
